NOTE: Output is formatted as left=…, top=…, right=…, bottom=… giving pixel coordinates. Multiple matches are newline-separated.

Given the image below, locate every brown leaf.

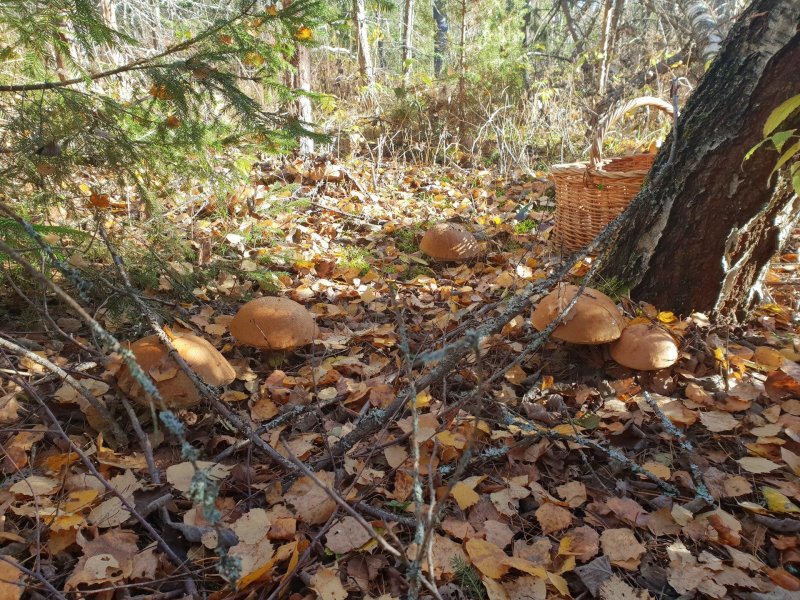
left=311, top=566, right=347, bottom=600
left=484, top=520, right=515, bottom=549
left=285, top=471, right=337, bottom=524
left=556, top=481, right=587, bottom=508
left=0, top=558, right=23, bottom=600
left=599, top=574, right=652, bottom=599
left=65, top=529, right=139, bottom=590
left=535, top=502, right=572, bottom=535
left=326, top=516, right=372, bottom=554
left=562, top=526, right=600, bottom=562
left=600, top=528, right=645, bottom=570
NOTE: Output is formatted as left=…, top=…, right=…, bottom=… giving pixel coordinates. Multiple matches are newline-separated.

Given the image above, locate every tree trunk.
left=352, top=0, right=374, bottom=85
left=602, top=0, right=800, bottom=319
left=432, top=0, right=448, bottom=77
left=284, top=0, right=314, bottom=154
left=680, top=0, right=724, bottom=63
left=401, top=0, right=415, bottom=85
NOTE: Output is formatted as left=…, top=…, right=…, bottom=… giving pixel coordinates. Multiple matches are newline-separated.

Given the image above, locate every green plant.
left=340, top=246, right=373, bottom=275
left=745, top=94, right=800, bottom=193
left=594, top=276, right=631, bottom=301
left=452, top=556, right=488, bottom=600
left=514, top=219, right=536, bottom=234
left=393, top=227, right=422, bottom=253
left=245, top=270, right=288, bottom=294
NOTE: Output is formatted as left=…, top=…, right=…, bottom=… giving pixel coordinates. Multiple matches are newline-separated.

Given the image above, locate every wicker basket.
left=550, top=96, right=674, bottom=250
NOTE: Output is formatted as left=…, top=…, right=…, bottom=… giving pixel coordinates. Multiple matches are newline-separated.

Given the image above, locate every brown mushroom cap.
left=531, top=283, right=626, bottom=344
left=118, top=333, right=235, bottom=409
left=610, top=323, right=679, bottom=370
left=229, top=296, right=316, bottom=350
left=419, top=223, right=479, bottom=262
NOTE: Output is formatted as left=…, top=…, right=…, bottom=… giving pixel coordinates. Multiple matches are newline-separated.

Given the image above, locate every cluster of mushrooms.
left=118, top=297, right=316, bottom=409
left=119, top=223, right=677, bottom=409
left=418, top=223, right=680, bottom=372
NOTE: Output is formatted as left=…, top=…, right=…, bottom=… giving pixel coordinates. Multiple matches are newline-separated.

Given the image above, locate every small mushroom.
left=610, top=322, right=679, bottom=370
left=118, top=333, right=235, bottom=409
left=419, top=223, right=479, bottom=262
left=531, top=283, right=625, bottom=344
left=229, top=296, right=316, bottom=351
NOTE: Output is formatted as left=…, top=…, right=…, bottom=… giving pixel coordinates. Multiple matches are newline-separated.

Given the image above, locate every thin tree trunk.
left=377, top=13, right=388, bottom=72
left=560, top=0, right=585, bottom=55
left=432, top=0, right=448, bottom=78
left=602, top=0, right=800, bottom=319
left=402, top=0, right=415, bottom=85
left=284, top=0, right=314, bottom=154
left=352, top=0, right=374, bottom=85
left=598, top=0, right=614, bottom=95
left=681, top=0, right=724, bottom=63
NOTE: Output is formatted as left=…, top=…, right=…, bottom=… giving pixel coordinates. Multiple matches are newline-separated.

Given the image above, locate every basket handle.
left=589, top=96, right=674, bottom=170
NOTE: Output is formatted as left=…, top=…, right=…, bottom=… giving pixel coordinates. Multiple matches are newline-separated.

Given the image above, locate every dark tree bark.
left=432, top=0, right=448, bottom=77
left=602, top=0, right=800, bottom=319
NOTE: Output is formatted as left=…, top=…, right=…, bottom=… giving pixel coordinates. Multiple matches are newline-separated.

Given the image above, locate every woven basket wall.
left=549, top=96, right=673, bottom=251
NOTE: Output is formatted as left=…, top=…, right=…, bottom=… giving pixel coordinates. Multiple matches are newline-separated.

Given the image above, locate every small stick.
left=642, top=391, right=714, bottom=506
left=4, top=371, right=200, bottom=597
left=500, top=405, right=681, bottom=496
left=0, top=555, right=67, bottom=600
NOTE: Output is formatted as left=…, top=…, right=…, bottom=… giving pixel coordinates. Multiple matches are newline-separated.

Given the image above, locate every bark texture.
left=352, top=0, right=374, bottom=85
left=602, top=0, right=800, bottom=318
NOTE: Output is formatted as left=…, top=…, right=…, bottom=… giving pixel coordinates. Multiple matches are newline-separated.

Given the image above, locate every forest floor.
left=1, top=156, right=800, bottom=600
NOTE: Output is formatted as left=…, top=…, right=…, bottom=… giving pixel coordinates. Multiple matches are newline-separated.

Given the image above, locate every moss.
left=514, top=219, right=536, bottom=234
left=340, top=246, right=373, bottom=275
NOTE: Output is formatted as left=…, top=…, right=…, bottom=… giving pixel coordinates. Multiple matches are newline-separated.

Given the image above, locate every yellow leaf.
left=466, top=538, right=510, bottom=579
left=452, top=482, right=480, bottom=510
left=295, top=26, right=313, bottom=41
left=409, top=390, right=431, bottom=409
left=541, top=375, right=554, bottom=390
left=548, top=572, right=570, bottom=595
left=762, top=487, right=800, bottom=513
left=436, top=430, right=467, bottom=449
left=504, top=555, right=546, bottom=578
left=62, top=489, right=99, bottom=513
left=657, top=311, right=677, bottom=324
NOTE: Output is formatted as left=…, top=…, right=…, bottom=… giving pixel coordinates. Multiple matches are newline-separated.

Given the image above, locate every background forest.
left=1, top=1, right=799, bottom=599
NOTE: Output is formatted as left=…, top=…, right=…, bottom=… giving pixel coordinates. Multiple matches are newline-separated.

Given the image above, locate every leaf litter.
left=1, top=157, right=800, bottom=598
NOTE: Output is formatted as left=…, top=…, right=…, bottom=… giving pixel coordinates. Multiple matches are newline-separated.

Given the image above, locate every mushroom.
left=531, top=283, right=626, bottom=344
left=419, top=223, right=479, bottom=262
left=610, top=322, right=679, bottom=370
left=118, top=332, right=235, bottom=409
left=229, top=296, right=316, bottom=351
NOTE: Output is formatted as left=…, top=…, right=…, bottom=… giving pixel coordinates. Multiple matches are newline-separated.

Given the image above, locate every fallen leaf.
left=762, top=487, right=800, bottom=513
left=311, top=566, right=347, bottom=600
left=65, top=529, right=138, bottom=590
left=738, top=457, right=781, bottom=474
left=466, top=538, right=510, bottom=579
left=699, top=410, right=740, bottom=432
left=600, top=528, right=645, bottom=570
left=0, top=558, right=23, bottom=600
left=535, top=502, right=572, bottom=535
left=599, top=574, right=651, bottom=599
left=9, top=475, right=59, bottom=497
left=326, top=516, right=372, bottom=554
left=285, top=471, right=337, bottom=524
left=165, top=461, right=231, bottom=494
left=556, top=481, right=587, bottom=507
